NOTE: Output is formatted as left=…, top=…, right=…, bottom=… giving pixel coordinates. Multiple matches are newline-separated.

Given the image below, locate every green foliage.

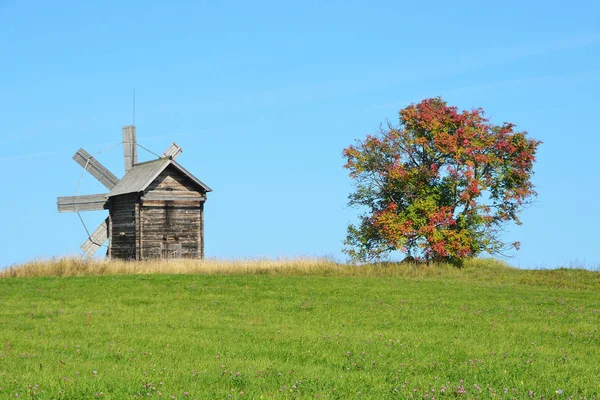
left=343, top=97, right=541, bottom=263
left=0, top=266, right=599, bottom=398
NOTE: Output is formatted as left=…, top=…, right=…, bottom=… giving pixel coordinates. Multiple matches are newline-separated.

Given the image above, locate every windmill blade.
left=57, top=193, right=108, bottom=213
left=122, top=126, right=138, bottom=173
left=163, top=143, right=183, bottom=160
left=73, top=148, right=119, bottom=189
left=80, top=217, right=109, bottom=256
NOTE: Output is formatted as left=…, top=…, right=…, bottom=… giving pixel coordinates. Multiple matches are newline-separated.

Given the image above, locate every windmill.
left=57, top=126, right=211, bottom=259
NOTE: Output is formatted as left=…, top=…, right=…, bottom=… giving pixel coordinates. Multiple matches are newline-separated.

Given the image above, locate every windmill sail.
left=57, top=193, right=108, bottom=213
left=122, top=126, right=138, bottom=173
left=80, top=218, right=109, bottom=256
left=73, top=148, right=119, bottom=189
left=163, top=143, right=182, bottom=160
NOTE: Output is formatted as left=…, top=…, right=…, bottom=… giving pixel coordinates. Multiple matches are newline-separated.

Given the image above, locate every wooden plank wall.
left=109, top=193, right=138, bottom=259
left=140, top=165, right=205, bottom=259
left=144, top=166, right=206, bottom=197
left=140, top=201, right=202, bottom=259
left=199, top=202, right=204, bottom=259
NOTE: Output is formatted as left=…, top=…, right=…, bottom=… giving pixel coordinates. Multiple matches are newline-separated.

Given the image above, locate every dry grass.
left=2, top=256, right=599, bottom=290
left=0, top=257, right=341, bottom=278
left=0, top=256, right=457, bottom=278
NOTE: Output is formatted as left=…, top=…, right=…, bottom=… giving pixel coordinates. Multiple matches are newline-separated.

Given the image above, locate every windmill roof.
left=108, top=158, right=212, bottom=197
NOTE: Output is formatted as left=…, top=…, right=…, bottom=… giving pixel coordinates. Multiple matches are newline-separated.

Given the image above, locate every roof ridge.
left=108, top=157, right=210, bottom=197
left=133, top=157, right=170, bottom=167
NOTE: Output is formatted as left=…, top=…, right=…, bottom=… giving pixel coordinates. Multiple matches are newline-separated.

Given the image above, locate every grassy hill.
left=0, top=259, right=598, bottom=399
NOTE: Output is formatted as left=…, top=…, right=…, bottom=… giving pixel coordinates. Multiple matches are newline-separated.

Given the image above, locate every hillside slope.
left=0, top=260, right=598, bottom=398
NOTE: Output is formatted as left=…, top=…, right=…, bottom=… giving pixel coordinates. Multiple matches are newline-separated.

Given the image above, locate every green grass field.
left=0, top=259, right=599, bottom=399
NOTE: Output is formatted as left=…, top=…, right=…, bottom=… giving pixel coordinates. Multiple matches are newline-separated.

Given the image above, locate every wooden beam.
left=57, top=193, right=108, bottom=213
left=73, top=148, right=119, bottom=189
left=122, top=126, right=137, bottom=173
left=163, top=142, right=182, bottom=160
left=80, top=217, right=109, bottom=256
left=141, top=194, right=205, bottom=202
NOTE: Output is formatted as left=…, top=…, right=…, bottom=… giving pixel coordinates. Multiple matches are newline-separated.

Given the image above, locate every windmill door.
left=160, top=240, right=181, bottom=259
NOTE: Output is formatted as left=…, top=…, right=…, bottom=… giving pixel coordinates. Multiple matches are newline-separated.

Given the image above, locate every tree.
left=342, top=97, right=541, bottom=264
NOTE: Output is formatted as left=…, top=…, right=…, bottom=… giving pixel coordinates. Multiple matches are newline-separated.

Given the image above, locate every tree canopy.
left=342, top=97, right=541, bottom=264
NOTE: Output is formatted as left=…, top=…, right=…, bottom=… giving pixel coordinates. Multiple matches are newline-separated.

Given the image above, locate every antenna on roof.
left=133, top=89, right=136, bottom=126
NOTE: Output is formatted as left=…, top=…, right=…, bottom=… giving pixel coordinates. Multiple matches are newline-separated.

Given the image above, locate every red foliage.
left=343, top=97, right=541, bottom=263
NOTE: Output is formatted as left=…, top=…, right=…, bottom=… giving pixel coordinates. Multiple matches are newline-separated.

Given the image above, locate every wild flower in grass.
left=557, top=389, right=563, bottom=395
left=184, top=392, right=189, bottom=396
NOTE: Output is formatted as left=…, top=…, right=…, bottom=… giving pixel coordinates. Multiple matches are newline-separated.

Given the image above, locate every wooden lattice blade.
left=73, top=148, right=119, bottom=189
left=163, top=143, right=183, bottom=160
left=122, top=126, right=137, bottom=173
left=80, top=218, right=109, bottom=256
left=57, top=193, right=108, bottom=213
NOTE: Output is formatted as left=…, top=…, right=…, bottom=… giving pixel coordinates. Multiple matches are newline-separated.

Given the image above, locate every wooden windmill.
left=57, top=126, right=212, bottom=260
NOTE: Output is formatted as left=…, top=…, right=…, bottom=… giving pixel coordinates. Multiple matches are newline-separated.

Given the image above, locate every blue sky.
left=1, top=1, right=599, bottom=268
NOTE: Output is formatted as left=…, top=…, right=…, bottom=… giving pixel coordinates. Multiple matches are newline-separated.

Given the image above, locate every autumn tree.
left=342, top=97, right=541, bottom=264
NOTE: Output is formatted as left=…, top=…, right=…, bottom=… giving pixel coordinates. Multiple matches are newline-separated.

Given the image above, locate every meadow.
left=0, top=258, right=598, bottom=399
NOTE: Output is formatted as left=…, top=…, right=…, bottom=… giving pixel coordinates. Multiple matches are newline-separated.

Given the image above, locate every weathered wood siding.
left=145, top=166, right=206, bottom=196
left=140, top=165, right=206, bottom=259
left=109, top=193, right=138, bottom=259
